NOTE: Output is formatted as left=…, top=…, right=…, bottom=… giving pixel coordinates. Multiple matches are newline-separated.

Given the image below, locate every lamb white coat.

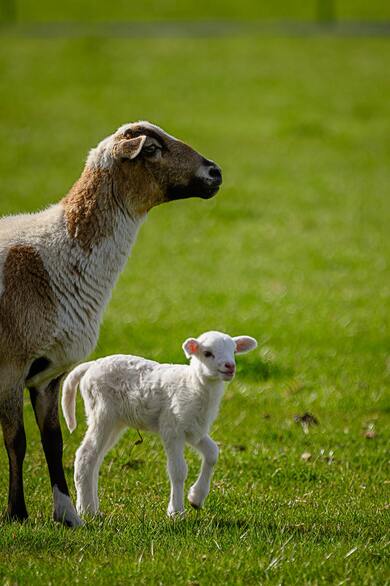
left=62, top=331, right=257, bottom=517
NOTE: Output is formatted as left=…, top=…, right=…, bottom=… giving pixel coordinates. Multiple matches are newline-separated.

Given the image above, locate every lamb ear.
left=113, top=135, right=146, bottom=160
left=182, top=338, right=199, bottom=359
left=233, top=336, right=257, bottom=354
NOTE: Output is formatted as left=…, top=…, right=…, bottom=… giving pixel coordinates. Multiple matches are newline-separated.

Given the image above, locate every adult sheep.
left=0, top=121, right=222, bottom=526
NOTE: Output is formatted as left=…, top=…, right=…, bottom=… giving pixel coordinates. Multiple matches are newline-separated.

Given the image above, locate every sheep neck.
left=59, top=166, right=146, bottom=323
left=62, top=166, right=144, bottom=253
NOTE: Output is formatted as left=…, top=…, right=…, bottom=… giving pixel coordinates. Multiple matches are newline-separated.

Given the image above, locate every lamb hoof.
left=167, top=509, right=186, bottom=519
left=188, top=490, right=204, bottom=510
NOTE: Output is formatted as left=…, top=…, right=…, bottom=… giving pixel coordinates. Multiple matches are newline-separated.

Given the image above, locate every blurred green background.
left=1, top=0, right=390, bottom=21
left=0, top=1, right=389, bottom=585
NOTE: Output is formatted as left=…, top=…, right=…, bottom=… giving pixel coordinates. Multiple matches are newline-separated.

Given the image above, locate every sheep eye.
left=143, top=144, right=159, bottom=155
left=204, top=351, right=214, bottom=358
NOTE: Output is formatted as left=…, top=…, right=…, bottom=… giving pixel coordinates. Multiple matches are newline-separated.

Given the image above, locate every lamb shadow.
left=165, top=515, right=369, bottom=542
left=121, top=459, right=145, bottom=470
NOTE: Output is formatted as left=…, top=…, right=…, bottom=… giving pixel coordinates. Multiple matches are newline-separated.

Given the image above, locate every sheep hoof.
left=53, top=486, right=84, bottom=528
left=53, top=507, right=84, bottom=527
left=55, top=514, right=85, bottom=528
left=4, top=509, right=29, bottom=523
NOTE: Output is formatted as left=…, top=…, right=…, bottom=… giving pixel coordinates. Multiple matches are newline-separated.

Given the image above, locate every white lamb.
left=61, top=331, right=257, bottom=517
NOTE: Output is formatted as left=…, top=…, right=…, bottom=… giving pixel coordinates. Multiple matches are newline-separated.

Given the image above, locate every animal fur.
left=0, top=121, right=222, bottom=525
left=61, top=331, right=257, bottom=517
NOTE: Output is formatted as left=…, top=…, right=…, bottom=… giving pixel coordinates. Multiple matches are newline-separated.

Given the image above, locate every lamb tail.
left=61, top=361, right=94, bottom=432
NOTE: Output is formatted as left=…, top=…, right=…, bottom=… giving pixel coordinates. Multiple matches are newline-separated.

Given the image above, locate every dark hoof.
left=6, top=509, right=29, bottom=523
left=53, top=486, right=84, bottom=528
left=53, top=512, right=84, bottom=528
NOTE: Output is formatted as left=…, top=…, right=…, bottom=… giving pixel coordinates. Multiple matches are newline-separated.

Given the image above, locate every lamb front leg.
left=188, top=435, right=219, bottom=509
left=162, top=436, right=187, bottom=517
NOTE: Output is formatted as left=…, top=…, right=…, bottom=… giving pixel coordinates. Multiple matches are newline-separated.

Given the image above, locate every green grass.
left=0, top=33, right=389, bottom=585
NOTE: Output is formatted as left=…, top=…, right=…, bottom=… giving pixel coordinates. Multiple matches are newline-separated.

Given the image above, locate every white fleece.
left=62, top=331, right=257, bottom=517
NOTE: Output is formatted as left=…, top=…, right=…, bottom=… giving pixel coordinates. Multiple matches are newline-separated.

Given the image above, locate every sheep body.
left=0, top=120, right=222, bottom=524
left=0, top=205, right=142, bottom=383
left=62, top=331, right=257, bottom=517
left=0, top=202, right=139, bottom=525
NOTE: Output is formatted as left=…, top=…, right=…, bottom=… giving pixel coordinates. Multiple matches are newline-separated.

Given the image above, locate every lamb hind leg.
left=74, top=414, right=119, bottom=516
left=0, top=389, right=28, bottom=521
left=188, top=435, right=219, bottom=510
left=91, top=422, right=126, bottom=514
left=29, top=377, right=82, bottom=527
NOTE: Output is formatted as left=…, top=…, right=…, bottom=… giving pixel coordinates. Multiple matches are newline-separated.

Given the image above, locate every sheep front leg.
left=162, top=437, right=187, bottom=517
left=188, top=435, right=219, bottom=510
left=29, top=377, right=82, bottom=527
left=0, top=393, right=28, bottom=521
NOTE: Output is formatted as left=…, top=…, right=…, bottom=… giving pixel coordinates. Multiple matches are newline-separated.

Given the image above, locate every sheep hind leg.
left=0, top=386, right=28, bottom=521
left=74, top=413, right=118, bottom=517
left=187, top=435, right=219, bottom=510
left=29, top=377, right=83, bottom=527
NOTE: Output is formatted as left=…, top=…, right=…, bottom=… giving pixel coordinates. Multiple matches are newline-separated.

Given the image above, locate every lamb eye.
left=204, top=351, right=214, bottom=358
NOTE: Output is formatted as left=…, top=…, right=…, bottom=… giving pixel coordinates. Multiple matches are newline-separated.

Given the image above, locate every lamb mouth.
left=218, top=370, right=235, bottom=379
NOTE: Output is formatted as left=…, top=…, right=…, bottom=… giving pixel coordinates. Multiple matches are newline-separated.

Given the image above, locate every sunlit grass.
left=0, top=33, right=389, bottom=585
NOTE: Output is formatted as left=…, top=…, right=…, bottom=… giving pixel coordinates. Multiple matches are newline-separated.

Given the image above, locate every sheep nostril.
left=225, top=363, right=235, bottom=371
left=208, top=165, right=222, bottom=182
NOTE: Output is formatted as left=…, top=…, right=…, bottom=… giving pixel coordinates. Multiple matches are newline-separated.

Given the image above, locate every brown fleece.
left=62, top=168, right=117, bottom=252
left=0, top=245, right=57, bottom=359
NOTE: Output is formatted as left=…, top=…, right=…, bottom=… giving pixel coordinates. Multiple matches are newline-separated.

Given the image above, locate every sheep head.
left=86, top=121, right=222, bottom=214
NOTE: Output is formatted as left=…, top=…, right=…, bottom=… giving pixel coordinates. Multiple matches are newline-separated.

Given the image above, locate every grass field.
left=0, top=29, right=389, bottom=585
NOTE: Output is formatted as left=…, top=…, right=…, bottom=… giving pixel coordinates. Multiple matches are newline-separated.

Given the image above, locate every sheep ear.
left=233, top=336, right=257, bottom=354
left=113, top=135, right=146, bottom=160
left=182, top=338, right=199, bottom=359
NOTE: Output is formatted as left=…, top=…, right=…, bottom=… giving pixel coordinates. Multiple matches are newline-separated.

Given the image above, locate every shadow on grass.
left=0, top=512, right=384, bottom=557
left=121, top=459, right=145, bottom=470
left=236, top=357, right=293, bottom=382
left=156, top=515, right=380, bottom=542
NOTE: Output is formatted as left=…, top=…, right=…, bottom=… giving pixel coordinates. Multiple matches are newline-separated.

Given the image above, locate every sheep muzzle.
left=167, top=160, right=222, bottom=201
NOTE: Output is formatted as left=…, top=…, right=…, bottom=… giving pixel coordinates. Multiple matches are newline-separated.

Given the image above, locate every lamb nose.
left=225, top=362, right=235, bottom=371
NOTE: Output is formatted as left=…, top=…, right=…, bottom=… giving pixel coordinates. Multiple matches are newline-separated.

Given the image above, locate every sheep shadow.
left=236, top=356, right=293, bottom=382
